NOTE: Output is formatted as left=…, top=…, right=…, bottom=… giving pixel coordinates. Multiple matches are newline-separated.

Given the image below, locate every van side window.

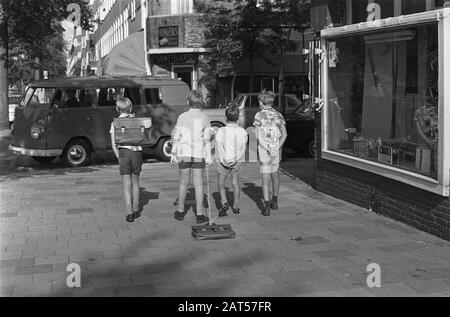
left=62, top=89, right=81, bottom=108
left=98, top=88, right=118, bottom=107
left=144, top=88, right=162, bottom=104
left=120, top=87, right=141, bottom=105
left=79, top=89, right=97, bottom=108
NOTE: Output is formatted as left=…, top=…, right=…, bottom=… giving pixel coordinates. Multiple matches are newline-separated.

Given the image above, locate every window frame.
left=320, top=8, right=450, bottom=196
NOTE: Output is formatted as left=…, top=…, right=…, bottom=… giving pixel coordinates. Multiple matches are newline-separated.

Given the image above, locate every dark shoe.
left=133, top=211, right=142, bottom=219
left=126, top=214, right=135, bottom=223
left=196, top=215, right=209, bottom=224
left=232, top=208, right=240, bottom=215
left=261, top=201, right=271, bottom=217
left=174, top=210, right=185, bottom=221
left=270, top=196, right=279, bottom=210
left=218, top=202, right=230, bottom=217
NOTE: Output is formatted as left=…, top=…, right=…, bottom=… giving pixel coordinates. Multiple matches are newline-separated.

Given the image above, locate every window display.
left=325, top=23, right=438, bottom=179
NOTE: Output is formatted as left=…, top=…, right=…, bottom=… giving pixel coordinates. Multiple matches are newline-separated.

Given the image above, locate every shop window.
left=325, top=23, right=438, bottom=179
left=145, top=88, right=163, bottom=104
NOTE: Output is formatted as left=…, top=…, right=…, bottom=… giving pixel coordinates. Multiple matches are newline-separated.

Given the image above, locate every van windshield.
left=20, top=87, right=34, bottom=107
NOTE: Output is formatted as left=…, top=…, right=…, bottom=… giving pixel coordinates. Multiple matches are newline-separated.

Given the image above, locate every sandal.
left=219, top=202, right=230, bottom=217
left=133, top=211, right=142, bottom=219
left=174, top=210, right=185, bottom=221
left=126, top=214, right=135, bottom=223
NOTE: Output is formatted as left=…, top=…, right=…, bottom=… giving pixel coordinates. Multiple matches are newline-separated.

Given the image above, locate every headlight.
left=30, top=128, right=41, bottom=139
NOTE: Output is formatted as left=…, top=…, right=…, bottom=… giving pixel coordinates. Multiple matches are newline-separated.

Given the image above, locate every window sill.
left=321, top=150, right=448, bottom=196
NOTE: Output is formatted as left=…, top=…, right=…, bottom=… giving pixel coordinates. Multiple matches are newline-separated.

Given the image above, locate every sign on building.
left=158, top=26, right=179, bottom=48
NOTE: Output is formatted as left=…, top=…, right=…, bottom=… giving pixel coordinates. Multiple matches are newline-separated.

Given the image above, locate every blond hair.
left=188, top=90, right=205, bottom=109
left=258, top=90, right=275, bottom=107
left=116, top=97, right=133, bottom=113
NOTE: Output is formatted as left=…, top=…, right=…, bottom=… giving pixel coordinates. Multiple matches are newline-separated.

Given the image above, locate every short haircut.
left=225, top=106, right=240, bottom=123
left=188, top=90, right=205, bottom=108
left=258, top=90, right=275, bottom=106
left=116, top=97, right=133, bottom=113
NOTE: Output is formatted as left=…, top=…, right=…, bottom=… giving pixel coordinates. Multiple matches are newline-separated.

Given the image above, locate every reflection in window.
left=29, top=88, right=57, bottom=105
left=326, top=24, right=438, bottom=179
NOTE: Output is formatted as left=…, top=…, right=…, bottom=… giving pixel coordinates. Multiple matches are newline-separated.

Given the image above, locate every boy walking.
left=215, top=106, right=248, bottom=217
left=170, top=90, right=212, bottom=224
left=110, top=97, right=143, bottom=223
left=253, top=91, right=288, bottom=216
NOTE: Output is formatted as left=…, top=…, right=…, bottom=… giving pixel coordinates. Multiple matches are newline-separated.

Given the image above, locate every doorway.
left=173, top=65, right=193, bottom=89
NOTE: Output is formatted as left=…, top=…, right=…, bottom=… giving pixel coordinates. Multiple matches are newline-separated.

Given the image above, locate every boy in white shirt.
left=215, top=106, right=248, bottom=217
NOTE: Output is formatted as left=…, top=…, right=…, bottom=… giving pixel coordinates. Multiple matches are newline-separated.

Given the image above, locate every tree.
left=8, top=35, right=68, bottom=92
left=200, top=0, right=310, bottom=113
left=0, top=0, right=92, bottom=130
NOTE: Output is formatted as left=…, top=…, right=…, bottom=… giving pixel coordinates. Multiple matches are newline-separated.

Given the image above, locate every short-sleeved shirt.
left=215, top=123, right=248, bottom=162
left=172, top=108, right=211, bottom=159
left=110, top=113, right=143, bottom=152
left=253, top=106, right=286, bottom=151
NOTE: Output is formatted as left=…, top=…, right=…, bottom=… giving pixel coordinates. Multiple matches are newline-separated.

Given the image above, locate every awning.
left=103, top=31, right=147, bottom=76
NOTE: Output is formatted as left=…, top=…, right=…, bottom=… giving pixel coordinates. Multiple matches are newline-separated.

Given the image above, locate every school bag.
left=113, top=115, right=152, bottom=146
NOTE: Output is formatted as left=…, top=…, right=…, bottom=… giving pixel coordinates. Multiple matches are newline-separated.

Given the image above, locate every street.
left=1, top=129, right=450, bottom=297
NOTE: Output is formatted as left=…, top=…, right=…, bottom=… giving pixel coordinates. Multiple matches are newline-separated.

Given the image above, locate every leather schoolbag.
left=113, top=116, right=152, bottom=146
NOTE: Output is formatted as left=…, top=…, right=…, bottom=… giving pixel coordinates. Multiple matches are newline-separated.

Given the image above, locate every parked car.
left=223, top=93, right=316, bottom=157
left=8, top=94, right=22, bottom=128
left=9, top=76, right=227, bottom=166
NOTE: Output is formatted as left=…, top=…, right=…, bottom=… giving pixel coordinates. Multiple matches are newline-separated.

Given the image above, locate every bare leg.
left=131, top=174, right=140, bottom=212
left=218, top=173, right=228, bottom=205
left=192, top=168, right=205, bottom=216
left=262, top=173, right=271, bottom=202
left=177, top=169, right=190, bottom=213
left=232, top=173, right=240, bottom=210
left=271, top=171, right=280, bottom=198
left=122, top=175, right=133, bottom=215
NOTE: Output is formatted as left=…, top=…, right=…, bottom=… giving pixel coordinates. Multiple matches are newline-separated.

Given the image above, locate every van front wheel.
left=61, top=139, right=92, bottom=167
left=155, top=137, right=172, bottom=162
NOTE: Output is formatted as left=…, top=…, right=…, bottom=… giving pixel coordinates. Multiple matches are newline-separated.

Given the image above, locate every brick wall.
left=314, top=115, right=450, bottom=241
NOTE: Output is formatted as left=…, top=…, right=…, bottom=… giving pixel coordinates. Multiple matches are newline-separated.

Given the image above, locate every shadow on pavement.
left=139, top=188, right=160, bottom=214
left=50, top=229, right=268, bottom=297
left=241, top=183, right=264, bottom=212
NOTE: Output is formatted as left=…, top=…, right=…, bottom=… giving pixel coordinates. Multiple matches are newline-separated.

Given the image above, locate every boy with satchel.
left=110, top=97, right=151, bottom=223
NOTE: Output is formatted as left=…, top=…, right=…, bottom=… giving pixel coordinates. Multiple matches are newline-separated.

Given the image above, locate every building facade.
left=310, top=0, right=450, bottom=240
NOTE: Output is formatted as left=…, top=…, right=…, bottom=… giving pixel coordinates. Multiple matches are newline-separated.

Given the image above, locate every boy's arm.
left=203, top=119, right=213, bottom=165
left=279, top=124, right=288, bottom=150
left=110, top=125, right=119, bottom=159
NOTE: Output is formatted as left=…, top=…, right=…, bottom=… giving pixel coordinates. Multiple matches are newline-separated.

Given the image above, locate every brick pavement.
left=1, top=130, right=450, bottom=296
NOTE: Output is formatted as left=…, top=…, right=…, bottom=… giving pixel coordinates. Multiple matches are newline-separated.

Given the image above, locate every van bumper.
left=8, top=145, right=63, bottom=157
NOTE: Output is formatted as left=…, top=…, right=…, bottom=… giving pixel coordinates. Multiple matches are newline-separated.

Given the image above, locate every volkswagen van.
left=9, top=76, right=227, bottom=166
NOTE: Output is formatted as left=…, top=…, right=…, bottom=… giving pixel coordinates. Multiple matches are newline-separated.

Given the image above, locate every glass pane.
left=30, top=88, right=56, bottom=105
left=326, top=23, right=439, bottom=179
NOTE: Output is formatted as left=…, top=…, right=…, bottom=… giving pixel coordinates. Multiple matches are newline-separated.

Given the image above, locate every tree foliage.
left=0, top=0, right=92, bottom=129
left=199, top=0, right=310, bottom=108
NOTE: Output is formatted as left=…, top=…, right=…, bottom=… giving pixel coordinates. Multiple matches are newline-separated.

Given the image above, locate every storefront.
left=310, top=0, right=450, bottom=240
left=147, top=13, right=208, bottom=92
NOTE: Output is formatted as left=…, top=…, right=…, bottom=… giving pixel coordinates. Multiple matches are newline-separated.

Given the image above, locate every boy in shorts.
left=253, top=91, right=287, bottom=217
left=215, top=106, right=248, bottom=217
left=110, top=97, right=143, bottom=223
left=170, top=90, right=212, bottom=224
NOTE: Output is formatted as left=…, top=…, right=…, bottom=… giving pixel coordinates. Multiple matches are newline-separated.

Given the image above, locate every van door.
left=11, top=87, right=54, bottom=152
left=46, top=88, right=99, bottom=151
